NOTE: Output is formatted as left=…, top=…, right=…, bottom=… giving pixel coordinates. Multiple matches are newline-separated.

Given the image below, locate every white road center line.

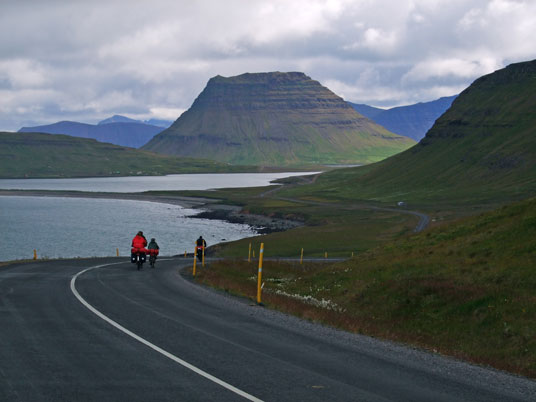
left=70, top=262, right=264, bottom=402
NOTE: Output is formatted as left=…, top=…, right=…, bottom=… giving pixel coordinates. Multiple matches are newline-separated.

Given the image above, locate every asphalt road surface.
left=1, top=257, right=534, bottom=402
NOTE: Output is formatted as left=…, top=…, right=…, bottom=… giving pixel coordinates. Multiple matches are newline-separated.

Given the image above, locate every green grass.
left=197, top=196, right=536, bottom=377
left=211, top=206, right=415, bottom=258
left=171, top=180, right=419, bottom=258
left=0, top=131, right=263, bottom=178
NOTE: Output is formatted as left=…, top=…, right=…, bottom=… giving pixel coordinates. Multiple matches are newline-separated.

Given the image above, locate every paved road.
left=1, top=258, right=534, bottom=401
left=273, top=196, right=430, bottom=233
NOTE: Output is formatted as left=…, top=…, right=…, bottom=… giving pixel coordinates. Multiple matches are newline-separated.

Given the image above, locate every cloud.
left=0, top=0, right=535, bottom=131
left=148, top=107, right=185, bottom=121
left=0, top=59, right=49, bottom=89
left=402, top=57, right=501, bottom=82
left=324, top=78, right=407, bottom=105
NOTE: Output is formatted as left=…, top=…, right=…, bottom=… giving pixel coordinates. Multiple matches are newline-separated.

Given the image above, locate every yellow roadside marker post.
left=193, top=246, right=197, bottom=277
left=33, top=249, right=37, bottom=260
left=256, top=243, right=264, bottom=305
left=352, top=251, right=354, bottom=257
left=184, top=251, right=187, bottom=257
left=116, top=248, right=119, bottom=257
left=300, top=248, right=304, bottom=265
left=325, top=251, right=328, bottom=259
left=202, top=246, right=205, bottom=267
left=248, top=242, right=252, bottom=262
left=253, top=249, right=256, bottom=258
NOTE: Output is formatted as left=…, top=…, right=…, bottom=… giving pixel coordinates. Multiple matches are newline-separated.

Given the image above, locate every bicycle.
left=131, top=250, right=147, bottom=270
left=148, top=249, right=159, bottom=268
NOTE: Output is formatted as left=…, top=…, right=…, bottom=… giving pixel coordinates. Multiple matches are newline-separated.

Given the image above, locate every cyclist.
left=196, top=235, right=207, bottom=262
left=148, top=238, right=160, bottom=268
left=132, top=231, right=147, bottom=249
left=131, top=231, right=148, bottom=268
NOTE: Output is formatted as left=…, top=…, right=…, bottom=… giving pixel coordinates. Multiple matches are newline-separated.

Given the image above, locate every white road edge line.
left=70, top=262, right=264, bottom=402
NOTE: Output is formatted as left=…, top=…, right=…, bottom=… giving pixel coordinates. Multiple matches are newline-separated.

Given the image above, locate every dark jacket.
left=196, top=237, right=207, bottom=248
left=148, top=240, right=159, bottom=250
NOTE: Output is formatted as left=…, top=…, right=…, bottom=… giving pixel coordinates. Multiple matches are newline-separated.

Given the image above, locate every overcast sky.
left=1, top=0, right=535, bottom=131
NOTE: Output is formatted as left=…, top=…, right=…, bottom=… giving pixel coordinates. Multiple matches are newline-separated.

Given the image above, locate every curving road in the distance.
left=258, top=173, right=430, bottom=233
left=1, top=257, right=534, bottom=402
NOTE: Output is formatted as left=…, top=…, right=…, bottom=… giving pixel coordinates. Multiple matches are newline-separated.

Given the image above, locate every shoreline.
left=0, top=190, right=303, bottom=235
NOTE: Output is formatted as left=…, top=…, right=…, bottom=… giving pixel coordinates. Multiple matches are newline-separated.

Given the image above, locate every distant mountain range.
left=349, top=96, right=457, bottom=142
left=18, top=115, right=172, bottom=148
left=143, top=72, right=415, bottom=166
left=308, top=59, right=536, bottom=204
left=97, top=114, right=173, bottom=128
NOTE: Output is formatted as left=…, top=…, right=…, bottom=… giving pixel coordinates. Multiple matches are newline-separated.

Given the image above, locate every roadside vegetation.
left=196, top=196, right=536, bottom=378
left=211, top=205, right=416, bottom=258
left=169, top=180, right=420, bottom=258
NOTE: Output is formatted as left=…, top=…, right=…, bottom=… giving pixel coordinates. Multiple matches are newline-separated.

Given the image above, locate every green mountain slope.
left=290, top=60, right=536, bottom=204
left=142, top=72, right=415, bottom=166
left=0, top=132, right=248, bottom=178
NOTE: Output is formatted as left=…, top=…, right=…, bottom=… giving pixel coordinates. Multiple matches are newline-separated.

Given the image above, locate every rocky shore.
left=0, top=190, right=302, bottom=234
left=192, top=204, right=303, bottom=234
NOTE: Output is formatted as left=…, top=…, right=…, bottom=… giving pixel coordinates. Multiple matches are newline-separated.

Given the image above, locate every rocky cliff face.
left=143, top=72, right=414, bottom=166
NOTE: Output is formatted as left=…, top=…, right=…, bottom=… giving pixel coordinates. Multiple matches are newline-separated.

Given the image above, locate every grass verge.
left=196, top=197, right=536, bottom=378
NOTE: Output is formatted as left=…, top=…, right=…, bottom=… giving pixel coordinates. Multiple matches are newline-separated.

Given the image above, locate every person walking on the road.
left=196, top=235, right=207, bottom=262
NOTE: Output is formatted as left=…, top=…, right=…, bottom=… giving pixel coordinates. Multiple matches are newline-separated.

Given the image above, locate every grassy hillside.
left=197, top=196, right=536, bottom=377
left=143, top=72, right=415, bottom=166
left=0, top=131, right=254, bottom=178
left=284, top=60, right=536, bottom=206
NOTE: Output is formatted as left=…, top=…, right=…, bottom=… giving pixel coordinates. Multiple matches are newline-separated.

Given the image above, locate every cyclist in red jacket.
left=132, top=231, right=147, bottom=249
left=131, top=231, right=148, bottom=268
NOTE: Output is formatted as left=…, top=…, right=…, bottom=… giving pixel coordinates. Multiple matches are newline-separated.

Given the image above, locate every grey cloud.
left=0, top=0, right=535, bottom=131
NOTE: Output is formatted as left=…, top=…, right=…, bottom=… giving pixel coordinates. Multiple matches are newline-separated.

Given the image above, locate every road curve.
left=273, top=196, right=430, bottom=233
left=1, top=258, right=534, bottom=402
left=258, top=173, right=430, bottom=233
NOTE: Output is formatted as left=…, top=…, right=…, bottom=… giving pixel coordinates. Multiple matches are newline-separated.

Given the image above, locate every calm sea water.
left=0, top=172, right=319, bottom=262
left=1, top=196, right=257, bottom=262
left=0, top=172, right=316, bottom=192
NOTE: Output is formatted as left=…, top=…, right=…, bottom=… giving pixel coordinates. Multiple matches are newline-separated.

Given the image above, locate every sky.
left=0, top=0, right=535, bottom=131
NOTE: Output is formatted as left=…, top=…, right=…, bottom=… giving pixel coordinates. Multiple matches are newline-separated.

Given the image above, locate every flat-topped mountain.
left=349, top=95, right=457, bottom=141
left=142, top=72, right=415, bottom=166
